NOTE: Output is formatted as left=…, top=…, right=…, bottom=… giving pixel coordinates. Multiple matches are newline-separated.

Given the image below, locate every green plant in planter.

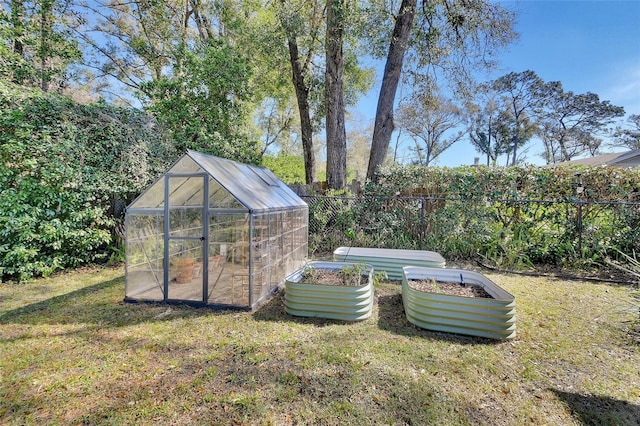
left=373, top=270, right=388, bottom=287
left=301, top=265, right=318, bottom=284
left=341, top=263, right=366, bottom=286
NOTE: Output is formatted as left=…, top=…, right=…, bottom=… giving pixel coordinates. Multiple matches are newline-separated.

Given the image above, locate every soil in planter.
left=304, top=269, right=367, bottom=286
left=408, top=279, right=493, bottom=298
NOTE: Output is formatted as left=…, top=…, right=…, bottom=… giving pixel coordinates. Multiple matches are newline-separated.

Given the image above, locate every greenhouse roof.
left=186, top=150, right=307, bottom=211
left=128, top=151, right=307, bottom=212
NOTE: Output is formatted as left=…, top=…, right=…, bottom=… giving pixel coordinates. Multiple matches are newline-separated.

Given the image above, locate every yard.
left=1, top=266, right=639, bottom=425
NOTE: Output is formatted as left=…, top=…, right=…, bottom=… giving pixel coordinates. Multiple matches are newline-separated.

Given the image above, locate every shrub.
left=306, top=164, right=640, bottom=271
left=0, top=81, right=174, bottom=281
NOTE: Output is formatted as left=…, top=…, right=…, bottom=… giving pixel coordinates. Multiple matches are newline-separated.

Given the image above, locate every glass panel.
left=251, top=213, right=270, bottom=301
left=208, top=177, right=244, bottom=210
left=168, top=176, right=205, bottom=207
left=167, top=240, right=203, bottom=302
left=169, top=208, right=203, bottom=238
left=125, top=214, right=164, bottom=300
left=129, top=179, right=165, bottom=209
left=169, top=155, right=202, bottom=174
left=165, top=174, right=206, bottom=303
left=250, top=167, right=280, bottom=186
left=207, top=213, right=250, bottom=306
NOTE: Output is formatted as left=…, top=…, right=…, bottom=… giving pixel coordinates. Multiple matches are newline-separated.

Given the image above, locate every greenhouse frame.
left=125, top=150, right=308, bottom=309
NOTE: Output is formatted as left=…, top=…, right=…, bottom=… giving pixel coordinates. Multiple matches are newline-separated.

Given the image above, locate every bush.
left=306, top=164, right=640, bottom=272
left=369, top=163, right=640, bottom=202
left=0, top=81, right=174, bottom=281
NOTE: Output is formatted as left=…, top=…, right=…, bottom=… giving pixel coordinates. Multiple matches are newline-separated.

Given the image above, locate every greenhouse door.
left=164, top=174, right=208, bottom=303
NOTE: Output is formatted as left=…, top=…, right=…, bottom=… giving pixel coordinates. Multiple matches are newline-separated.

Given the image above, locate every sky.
left=353, top=0, right=640, bottom=167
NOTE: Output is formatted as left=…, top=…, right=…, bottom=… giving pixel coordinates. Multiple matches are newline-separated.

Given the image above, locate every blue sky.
left=353, top=0, right=640, bottom=167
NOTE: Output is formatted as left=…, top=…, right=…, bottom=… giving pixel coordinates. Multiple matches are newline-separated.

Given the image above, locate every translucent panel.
left=167, top=240, right=203, bottom=302
left=207, top=213, right=250, bottom=306
left=248, top=209, right=309, bottom=307
left=209, top=177, right=245, bottom=210
left=169, top=155, right=203, bottom=174
left=130, top=155, right=205, bottom=210
left=168, top=208, right=203, bottom=238
left=125, top=214, right=165, bottom=301
left=168, top=176, right=205, bottom=207
left=129, top=178, right=165, bottom=209
left=189, top=151, right=307, bottom=211
left=250, top=166, right=280, bottom=186
left=250, top=212, right=271, bottom=302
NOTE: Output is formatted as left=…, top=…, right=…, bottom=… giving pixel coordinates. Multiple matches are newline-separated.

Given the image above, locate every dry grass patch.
left=0, top=266, right=639, bottom=425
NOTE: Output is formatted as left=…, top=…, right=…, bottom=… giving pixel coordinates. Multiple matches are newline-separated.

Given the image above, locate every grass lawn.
left=1, top=265, right=639, bottom=425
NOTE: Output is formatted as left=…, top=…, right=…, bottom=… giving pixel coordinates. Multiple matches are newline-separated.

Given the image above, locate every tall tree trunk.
left=11, top=0, right=25, bottom=58
left=325, top=0, right=346, bottom=190
left=39, top=0, right=52, bottom=92
left=286, top=36, right=316, bottom=184
left=366, top=0, right=416, bottom=181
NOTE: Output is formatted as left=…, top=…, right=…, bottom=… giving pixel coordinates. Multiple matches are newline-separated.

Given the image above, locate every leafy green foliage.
left=0, top=0, right=82, bottom=90
left=307, top=164, right=640, bottom=271
left=142, top=40, right=260, bottom=164
left=0, top=81, right=173, bottom=281
left=262, top=154, right=305, bottom=184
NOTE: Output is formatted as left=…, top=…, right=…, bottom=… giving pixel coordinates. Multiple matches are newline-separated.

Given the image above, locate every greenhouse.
left=125, top=150, right=308, bottom=309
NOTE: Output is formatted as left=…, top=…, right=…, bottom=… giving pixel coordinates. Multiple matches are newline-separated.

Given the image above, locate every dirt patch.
left=408, top=279, right=493, bottom=298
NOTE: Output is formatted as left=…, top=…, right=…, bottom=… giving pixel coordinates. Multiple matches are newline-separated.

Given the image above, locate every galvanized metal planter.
left=402, top=266, right=516, bottom=340
left=285, top=261, right=374, bottom=321
left=333, top=247, right=446, bottom=280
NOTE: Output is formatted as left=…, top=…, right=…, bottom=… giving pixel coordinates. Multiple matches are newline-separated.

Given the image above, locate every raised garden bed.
left=333, top=247, right=446, bottom=280
left=402, top=266, right=516, bottom=340
left=284, top=261, right=374, bottom=321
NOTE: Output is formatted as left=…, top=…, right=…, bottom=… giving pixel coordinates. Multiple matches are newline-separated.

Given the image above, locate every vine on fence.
left=305, top=164, right=640, bottom=273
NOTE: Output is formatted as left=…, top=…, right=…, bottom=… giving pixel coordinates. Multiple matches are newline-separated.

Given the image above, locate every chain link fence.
left=302, top=195, right=640, bottom=270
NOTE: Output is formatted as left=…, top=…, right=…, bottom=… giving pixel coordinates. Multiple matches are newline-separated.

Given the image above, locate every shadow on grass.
left=376, top=293, right=503, bottom=345
left=550, top=388, right=640, bottom=425
left=252, top=288, right=359, bottom=327
left=0, top=276, right=233, bottom=331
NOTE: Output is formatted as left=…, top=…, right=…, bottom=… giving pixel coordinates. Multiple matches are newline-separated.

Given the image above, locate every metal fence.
left=302, top=195, right=640, bottom=269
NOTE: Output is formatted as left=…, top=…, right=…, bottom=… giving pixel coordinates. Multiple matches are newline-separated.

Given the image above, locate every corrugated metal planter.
left=285, top=261, right=374, bottom=321
left=402, top=266, right=516, bottom=340
left=333, top=247, right=446, bottom=280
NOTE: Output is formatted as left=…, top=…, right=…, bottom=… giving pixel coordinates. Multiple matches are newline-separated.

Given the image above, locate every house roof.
left=128, top=150, right=307, bottom=212
left=554, top=149, right=640, bottom=167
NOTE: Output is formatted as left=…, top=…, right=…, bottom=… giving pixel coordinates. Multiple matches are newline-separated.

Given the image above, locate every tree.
left=397, top=92, right=465, bottom=165
left=466, top=87, right=510, bottom=166
left=255, top=97, right=296, bottom=156
left=366, top=0, right=416, bottom=180
left=262, top=153, right=305, bottom=184
left=277, top=0, right=372, bottom=186
left=74, top=0, right=193, bottom=100
left=490, top=70, right=543, bottom=166
left=277, top=0, right=325, bottom=184
left=325, top=0, right=346, bottom=189
left=366, top=0, right=517, bottom=180
left=346, top=121, right=372, bottom=181
left=0, top=0, right=81, bottom=90
left=537, top=85, right=625, bottom=163
left=613, top=114, right=640, bottom=149
left=141, top=39, right=260, bottom=163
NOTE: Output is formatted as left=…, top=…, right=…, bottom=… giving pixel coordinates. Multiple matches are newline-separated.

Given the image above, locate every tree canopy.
left=0, top=0, right=634, bottom=180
